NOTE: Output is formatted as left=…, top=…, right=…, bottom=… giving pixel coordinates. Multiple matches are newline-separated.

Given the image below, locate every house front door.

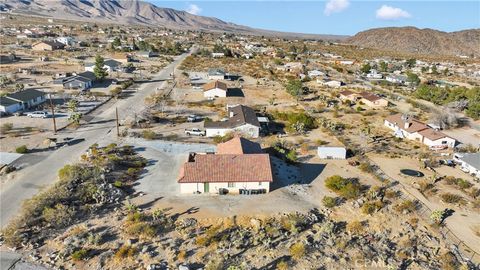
left=204, top=183, right=209, bottom=193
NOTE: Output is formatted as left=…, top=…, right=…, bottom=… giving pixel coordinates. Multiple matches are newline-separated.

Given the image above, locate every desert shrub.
left=110, top=87, right=122, bottom=96
left=358, top=162, right=374, bottom=173
left=142, top=129, right=156, bottom=140
left=430, top=209, right=446, bottom=224
left=177, top=250, right=187, bottom=261
left=361, top=200, right=384, bottom=215
left=15, top=145, right=28, bottom=153
left=205, top=257, right=225, bottom=270
left=445, top=177, right=473, bottom=190
left=115, top=245, right=137, bottom=260
left=440, top=193, right=465, bottom=204
left=289, top=242, right=306, bottom=260
left=1, top=122, right=13, bottom=133
left=113, top=180, right=123, bottom=188
left=276, top=260, right=289, bottom=270
left=395, top=200, right=417, bottom=213
left=440, top=251, right=461, bottom=270
left=212, top=132, right=234, bottom=144
left=325, top=175, right=361, bottom=199
left=42, top=203, right=75, bottom=228
left=322, top=196, right=337, bottom=208
left=71, top=249, right=88, bottom=261
left=346, top=220, right=364, bottom=235
left=280, top=213, right=303, bottom=234
left=315, top=139, right=329, bottom=146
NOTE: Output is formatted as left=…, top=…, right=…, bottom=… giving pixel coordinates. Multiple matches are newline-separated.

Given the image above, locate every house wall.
left=422, top=137, right=456, bottom=148
left=32, top=43, right=52, bottom=51
left=180, top=181, right=270, bottom=194
left=0, top=103, right=22, bottom=114
left=208, top=75, right=225, bottom=80
left=206, top=124, right=259, bottom=138
left=362, top=98, right=388, bottom=108
left=204, top=88, right=227, bottom=98
left=317, top=147, right=346, bottom=159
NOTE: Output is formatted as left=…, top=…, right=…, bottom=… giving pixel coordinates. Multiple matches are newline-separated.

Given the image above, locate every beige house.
left=32, top=41, right=65, bottom=51
left=178, top=137, right=273, bottom=194
left=384, top=113, right=456, bottom=149
left=339, top=90, right=388, bottom=108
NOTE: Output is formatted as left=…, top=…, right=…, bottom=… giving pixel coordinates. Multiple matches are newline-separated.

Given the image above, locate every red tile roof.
left=217, top=136, right=263, bottom=154
left=178, top=154, right=273, bottom=183
left=178, top=137, right=272, bottom=183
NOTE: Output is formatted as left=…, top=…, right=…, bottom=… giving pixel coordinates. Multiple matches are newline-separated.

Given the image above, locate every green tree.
left=285, top=79, right=303, bottom=101
left=111, top=37, right=121, bottom=49
left=360, top=63, right=372, bottom=74
left=406, top=72, right=420, bottom=86
left=67, top=100, right=82, bottom=125
left=431, top=65, right=438, bottom=74
left=93, top=55, right=108, bottom=80
left=379, top=61, right=388, bottom=72
left=405, top=58, right=416, bottom=68
left=15, top=83, right=24, bottom=91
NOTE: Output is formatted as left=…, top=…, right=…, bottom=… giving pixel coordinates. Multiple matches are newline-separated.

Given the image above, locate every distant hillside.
left=0, top=0, right=345, bottom=40
left=347, top=27, right=480, bottom=57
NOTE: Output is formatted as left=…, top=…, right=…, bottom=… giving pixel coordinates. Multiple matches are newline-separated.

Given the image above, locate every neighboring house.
left=339, top=90, right=388, bottom=108
left=85, top=59, right=122, bottom=72
left=207, top=68, right=226, bottom=80
left=190, top=77, right=209, bottom=89
left=0, top=96, right=22, bottom=114
left=366, top=69, right=383, bottom=79
left=32, top=40, right=65, bottom=51
left=319, top=79, right=344, bottom=88
left=339, top=90, right=357, bottom=101
left=55, top=36, right=75, bottom=46
left=0, top=89, right=46, bottom=113
left=336, top=60, right=355, bottom=65
left=384, top=113, right=456, bottom=148
left=57, top=71, right=96, bottom=91
left=317, top=147, right=347, bottom=159
left=212, top=52, right=225, bottom=58
left=0, top=54, right=17, bottom=64
left=205, top=105, right=261, bottom=138
left=178, top=136, right=273, bottom=194
left=386, top=74, right=407, bottom=84
left=453, top=153, right=480, bottom=178
left=308, top=70, right=325, bottom=78
left=203, top=80, right=228, bottom=98
left=63, top=76, right=92, bottom=91
left=137, top=51, right=156, bottom=58
left=277, top=62, right=303, bottom=73
left=358, top=91, right=388, bottom=108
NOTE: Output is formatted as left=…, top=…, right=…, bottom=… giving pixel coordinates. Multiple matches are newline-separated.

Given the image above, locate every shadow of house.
left=226, top=87, right=245, bottom=97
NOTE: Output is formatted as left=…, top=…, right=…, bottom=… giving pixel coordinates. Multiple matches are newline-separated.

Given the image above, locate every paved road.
left=0, top=51, right=190, bottom=228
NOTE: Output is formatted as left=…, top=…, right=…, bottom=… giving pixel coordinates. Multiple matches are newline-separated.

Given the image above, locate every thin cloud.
left=376, top=5, right=411, bottom=20
left=186, top=4, right=202, bottom=15
left=324, top=0, right=350, bottom=16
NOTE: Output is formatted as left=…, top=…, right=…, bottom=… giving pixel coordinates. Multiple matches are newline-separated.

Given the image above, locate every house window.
left=258, top=182, right=262, bottom=186
left=441, top=141, right=447, bottom=144
left=228, top=182, right=235, bottom=188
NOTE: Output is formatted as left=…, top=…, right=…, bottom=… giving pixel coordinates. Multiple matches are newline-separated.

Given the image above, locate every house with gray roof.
left=453, top=152, right=480, bottom=178
left=0, top=89, right=46, bottom=114
left=204, top=105, right=261, bottom=138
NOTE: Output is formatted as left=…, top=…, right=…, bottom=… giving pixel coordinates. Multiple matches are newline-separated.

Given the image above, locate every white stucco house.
left=203, top=80, right=227, bottom=98
left=204, top=105, right=261, bottom=138
left=207, top=68, right=226, bottom=80
left=384, top=113, right=456, bottom=149
left=453, top=153, right=480, bottom=178
left=85, top=59, right=122, bottom=73
left=178, top=137, right=273, bottom=194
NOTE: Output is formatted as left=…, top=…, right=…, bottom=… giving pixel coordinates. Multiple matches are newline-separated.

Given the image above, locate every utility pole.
left=49, top=94, right=57, bottom=134
left=115, top=107, right=120, bottom=137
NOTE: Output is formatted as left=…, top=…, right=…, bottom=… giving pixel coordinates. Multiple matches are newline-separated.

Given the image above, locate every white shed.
left=317, top=147, right=346, bottom=159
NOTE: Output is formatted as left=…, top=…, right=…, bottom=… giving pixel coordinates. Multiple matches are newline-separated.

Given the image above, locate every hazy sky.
left=148, top=0, right=480, bottom=35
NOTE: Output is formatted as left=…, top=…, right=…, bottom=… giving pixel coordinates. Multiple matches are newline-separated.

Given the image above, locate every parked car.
left=187, top=115, right=202, bottom=122
left=27, top=111, right=48, bottom=118
left=184, top=128, right=205, bottom=136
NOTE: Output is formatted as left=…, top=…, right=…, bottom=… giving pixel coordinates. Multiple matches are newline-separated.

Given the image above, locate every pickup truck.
left=185, top=128, right=206, bottom=136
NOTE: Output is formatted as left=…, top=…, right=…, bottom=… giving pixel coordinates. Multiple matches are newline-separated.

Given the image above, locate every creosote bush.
left=322, top=196, right=338, bottom=208
left=325, top=175, right=362, bottom=199
left=289, top=242, right=306, bottom=260
left=114, top=245, right=137, bottom=260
